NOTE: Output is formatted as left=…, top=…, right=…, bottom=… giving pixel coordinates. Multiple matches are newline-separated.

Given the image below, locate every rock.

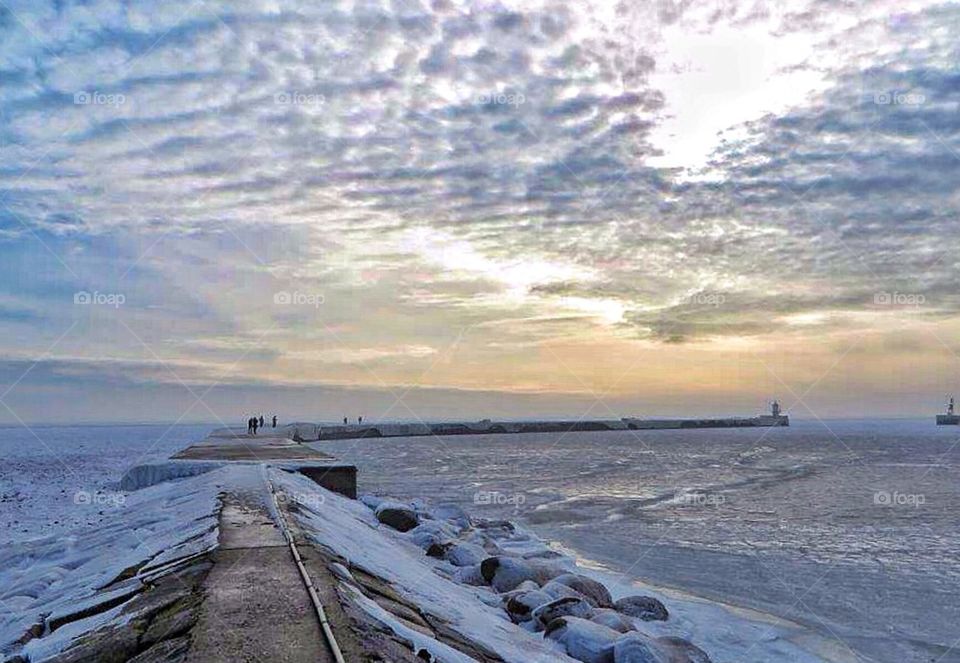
left=453, top=564, right=487, bottom=586
left=533, top=597, right=595, bottom=627
left=481, top=556, right=532, bottom=591
left=429, top=503, right=471, bottom=530
left=329, top=562, right=354, bottom=582
left=445, top=542, right=486, bottom=567
left=613, top=633, right=669, bottom=663
left=591, top=609, right=636, bottom=633
left=544, top=616, right=619, bottom=663
left=505, top=589, right=553, bottom=622
left=542, top=579, right=589, bottom=601
left=655, top=637, right=712, bottom=663
left=614, top=596, right=669, bottom=622
left=408, top=521, right=456, bottom=550
left=551, top=573, right=614, bottom=608
left=375, top=501, right=420, bottom=532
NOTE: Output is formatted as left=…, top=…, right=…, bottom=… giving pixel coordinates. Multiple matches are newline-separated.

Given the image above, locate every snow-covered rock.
left=614, top=596, right=669, bottom=622
left=590, top=610, right=636, bottom=633
left=533, top=597, right=595, bottom=627
left=375, top=501, right=420, bottom=532
left=551, top=573, right=614, bottom=608
left=545, top=616, right=619, bottom=663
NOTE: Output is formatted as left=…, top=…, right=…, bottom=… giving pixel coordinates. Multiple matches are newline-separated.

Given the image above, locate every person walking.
left=252, top=417, right=258, bottom=435
left=343, top=417, right=348, bottom=425
left=358, top=415, right=363, bottom=425
left=259, top=415, right=264, bottom=429
left=247, top=417, right=253, bottom=434
left=272, top=415, right=277, bottom=428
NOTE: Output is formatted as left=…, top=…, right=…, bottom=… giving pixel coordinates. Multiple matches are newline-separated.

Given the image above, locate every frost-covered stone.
left=375, top=501, right=420, bottom=532
left=429, top=503, right=471, bottom=530
left=480, top=556, right=564, bottom=592
left=542, top=579, right=589, bottom=601
left=532, top=597, right=595, bottom=627
left=590, top=609, right=636, bottom=633
left=544, top=616, right=619, bottom=663
left=614, top=596, right=669, bottom=622
left=445, top=542, right=486, bottom=567
left=505, top=589, right=553, bottom=622
left=452, top=563, right=486, bottom=586
left=551, top=573, right=614, bottom=608
left=612, top=633, right=667, bottom=663
left=655, top=636, right=712, bottom=663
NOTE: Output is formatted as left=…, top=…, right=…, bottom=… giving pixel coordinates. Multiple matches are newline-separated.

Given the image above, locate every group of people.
left=246, top=414, right=278, bottom=434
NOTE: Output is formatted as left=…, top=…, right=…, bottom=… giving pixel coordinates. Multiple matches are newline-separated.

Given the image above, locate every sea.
left=1, top=419, right=957, bottom=663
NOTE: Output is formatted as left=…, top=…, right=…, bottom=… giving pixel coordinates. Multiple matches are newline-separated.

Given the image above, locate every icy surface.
left=317, top=418, right=960, bottom=663
left=0, top=424, right=206, bottom=540
left=0, top=465, right=225, bottom=659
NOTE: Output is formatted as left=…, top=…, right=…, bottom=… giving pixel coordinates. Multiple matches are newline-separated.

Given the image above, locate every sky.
left=1, top=0, right=959, bottom=424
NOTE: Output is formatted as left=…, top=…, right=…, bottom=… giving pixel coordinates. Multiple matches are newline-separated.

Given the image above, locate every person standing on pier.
left=251, top=417, right=258, bottom=435
left=272, top=415, right=277, bottom=428
left=247, top=417, right=253, bottom=434
left=258, top=414, right=264, bottom=429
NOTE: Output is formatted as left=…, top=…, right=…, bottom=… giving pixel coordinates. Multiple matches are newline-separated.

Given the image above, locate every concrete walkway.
left=185, top=496, right=334, bottom=663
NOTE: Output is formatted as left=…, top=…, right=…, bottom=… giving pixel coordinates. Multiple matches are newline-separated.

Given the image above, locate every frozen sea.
left=1, top=418, right=958, bottom=662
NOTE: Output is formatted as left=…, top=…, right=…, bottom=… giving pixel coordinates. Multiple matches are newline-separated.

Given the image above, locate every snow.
left=270, top=468, right=579, bottom=663
left=0, top=465, right=226, bottom=660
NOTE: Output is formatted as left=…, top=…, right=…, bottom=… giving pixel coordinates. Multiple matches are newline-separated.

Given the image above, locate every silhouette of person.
left=247, top=417, right=253, bottom=434
left=259, top=415, right=265, bottom=428
left=343, top=417, right=348, bottom=425
left=358, top=416, right=363, bottom=425
left=272, top=415, right=277, bottom=428
left=252, top=417, right=258, bottom=435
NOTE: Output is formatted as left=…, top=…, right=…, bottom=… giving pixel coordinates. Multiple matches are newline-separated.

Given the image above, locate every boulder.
left=655, top=637, right=712, bottom=663
left=453, top=564, right=486, bottom=586
left=429, top=503, right=471, bottom=530
left=614, top=596, right=669, bottom=622
left=533, top=597, right=595, bottom=627
left=407, top=521, right=454, bottom=550
left=545, top=616, right=619, bottom=663
left=552, top=573, right=614, bottom=608
left=591, top=609, right=636, bottom=633
left=505, top=589, right=553, bottom=622
left=612, top=633, right=669, bottom=663
left=445, top=542, right=486, bottom=567
left=375, top=501, right=420, bottom=532
left=542, top=579, right=589, bottom=601
left=480, top=556, right=564, bottom=592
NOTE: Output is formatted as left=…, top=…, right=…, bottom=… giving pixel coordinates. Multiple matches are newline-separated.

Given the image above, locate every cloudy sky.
left=1, top=0, right=959, bottom=423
